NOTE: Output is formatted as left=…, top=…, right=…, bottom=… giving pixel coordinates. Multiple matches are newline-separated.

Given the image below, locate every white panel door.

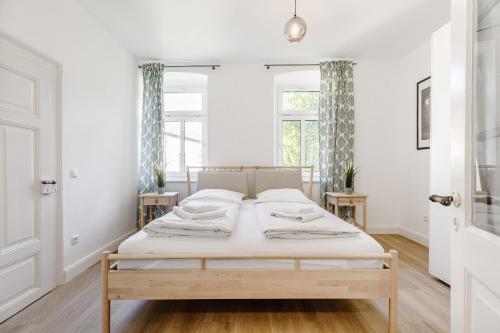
left=450, top=0, right=500, bottom=332
left=429, top=23, right=452, bottom=284
left=0, top=35, right=59, bottom=322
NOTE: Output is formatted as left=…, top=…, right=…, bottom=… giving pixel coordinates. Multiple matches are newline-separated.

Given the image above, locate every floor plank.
left=0, top=234, right=450, bottom=333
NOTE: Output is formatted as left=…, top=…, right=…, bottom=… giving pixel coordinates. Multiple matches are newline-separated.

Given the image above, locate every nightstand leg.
left=363, top=202, right=367, bottom=231
left=353, top=205, right=357, bottom=227
left=334, top=199, right=339, bottom=216
left=139, top=198, right=144, bottom=229
left=148, top=206, right=153, bottom=222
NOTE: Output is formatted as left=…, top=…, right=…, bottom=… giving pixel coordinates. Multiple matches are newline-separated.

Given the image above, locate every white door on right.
left=450, top=0, right=500, bottom=332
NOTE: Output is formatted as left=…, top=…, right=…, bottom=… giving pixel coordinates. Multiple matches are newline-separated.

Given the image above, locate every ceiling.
left=79, top=0, right=450, bottom=62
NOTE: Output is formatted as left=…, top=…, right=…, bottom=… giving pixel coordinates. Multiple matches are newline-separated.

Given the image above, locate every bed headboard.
left=186, top=166, right=314, bottom=199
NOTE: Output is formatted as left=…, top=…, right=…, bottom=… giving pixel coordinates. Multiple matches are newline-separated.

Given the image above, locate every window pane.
left=304, top=120, right=319, bottom=171
left=282, top=91, right=319, bottom=112
left=185, top=122, right=203, bottom=168
left=165, top=122, right=181, bottom=172
left=282, top=120, right=301, bottom=167
left=164, top=92, right=202, bottom=111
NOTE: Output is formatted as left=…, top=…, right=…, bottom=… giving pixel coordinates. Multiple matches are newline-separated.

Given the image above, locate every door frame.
left=450, top=0, right=472, bottom=329
left=0, top=31, right=64, bottom=287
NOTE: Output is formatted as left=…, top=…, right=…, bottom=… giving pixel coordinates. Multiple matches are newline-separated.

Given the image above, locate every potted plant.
left=155, top=167, right=166, bottom=194
left=344, top=163, right=358, bottom=194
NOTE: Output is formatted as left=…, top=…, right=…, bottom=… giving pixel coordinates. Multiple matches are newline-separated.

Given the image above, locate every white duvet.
left=143, top=189, right=243, bottom=238
left=255, top=189, right=361, bottom=239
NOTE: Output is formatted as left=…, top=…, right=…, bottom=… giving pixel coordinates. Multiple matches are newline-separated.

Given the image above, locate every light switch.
left=69, top=169, right=79, bottom=178
left=71, top=235, right=79, bottom=245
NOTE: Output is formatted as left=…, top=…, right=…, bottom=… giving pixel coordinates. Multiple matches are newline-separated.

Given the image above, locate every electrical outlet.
left=424, top=216, right=429, bottom=223
left=71, top=234, right=79, bottom=245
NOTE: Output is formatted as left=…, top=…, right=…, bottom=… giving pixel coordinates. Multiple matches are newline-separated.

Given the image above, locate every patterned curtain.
left=319, top=60, right=355, bottom=208
left=139, top=63, right=165, bottom=195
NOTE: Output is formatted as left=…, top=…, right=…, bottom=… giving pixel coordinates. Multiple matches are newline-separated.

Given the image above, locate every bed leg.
left=388, top=250, right=398, bottom=333
left=102, top=251, right=111, bottom=333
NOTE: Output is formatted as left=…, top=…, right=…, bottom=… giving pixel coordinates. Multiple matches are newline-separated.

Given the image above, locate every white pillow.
left=255, top=188, right=314, bottom=204
left=182, top=189, right=244, bottom=204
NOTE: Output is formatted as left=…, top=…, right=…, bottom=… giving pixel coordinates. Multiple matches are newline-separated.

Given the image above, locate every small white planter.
left=344, top=187, right=353, bottom=194
left=157, top=187, right=165, bottom=194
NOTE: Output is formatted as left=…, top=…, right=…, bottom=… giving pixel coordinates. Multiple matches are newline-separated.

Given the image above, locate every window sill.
left=166, top=175, right=196, bottom=183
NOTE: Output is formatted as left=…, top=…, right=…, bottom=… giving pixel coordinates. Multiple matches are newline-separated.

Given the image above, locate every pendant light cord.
left=294, top=0, right=297, bottom=17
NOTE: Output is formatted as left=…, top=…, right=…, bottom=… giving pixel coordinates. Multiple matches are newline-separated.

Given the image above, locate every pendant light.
left=284, top=0, right=307, bottom=43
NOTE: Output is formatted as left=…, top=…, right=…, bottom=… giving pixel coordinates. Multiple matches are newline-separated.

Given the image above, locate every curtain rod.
left=264, top=63, right=357, bottom=69
left=138, top=64, right=221, bottom=70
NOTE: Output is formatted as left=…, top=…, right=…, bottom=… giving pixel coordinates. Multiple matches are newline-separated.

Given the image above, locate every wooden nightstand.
left=325, top=192, right=368, bottom=231
left=139, top=192, right=179, bottom=228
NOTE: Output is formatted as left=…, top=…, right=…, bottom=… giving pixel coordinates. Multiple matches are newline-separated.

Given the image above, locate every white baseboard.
left=366, top=225, right=429, bottom=247
left=399, top=226, right=429, bottom=247
left=63, top=229, right=137, bottom=283
left=366, top=225, right=400, bottom=234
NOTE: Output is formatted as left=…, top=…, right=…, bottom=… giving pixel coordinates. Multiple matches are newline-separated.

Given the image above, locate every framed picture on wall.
left=417, top=76, right=431, bottom=150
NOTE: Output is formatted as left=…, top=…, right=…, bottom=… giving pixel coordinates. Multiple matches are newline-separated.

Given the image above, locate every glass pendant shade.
left=284, top=15, right=307, bottom=43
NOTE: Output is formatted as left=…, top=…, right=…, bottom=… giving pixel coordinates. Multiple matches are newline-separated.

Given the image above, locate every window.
left=163, top=73, right=207, bottom=178
left=164, top=92, right=203, bottom=112
left=276, top=87, right=320, bottom=177
left=282, top=91, right=319, bottom=113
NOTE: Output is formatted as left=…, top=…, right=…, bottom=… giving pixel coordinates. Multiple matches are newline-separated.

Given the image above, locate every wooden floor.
left=0, top=235, right=450, bottom=333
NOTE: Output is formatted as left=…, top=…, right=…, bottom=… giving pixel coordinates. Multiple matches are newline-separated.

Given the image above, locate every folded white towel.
left=182, top=201, right=221, bottom=213
left=270, top=210, right=325, bottom=223
left=278, top=206, right=315, bottom=215
left=173, top=206, right=227, bottom=220
left=256, top=202, right=360, bottom=239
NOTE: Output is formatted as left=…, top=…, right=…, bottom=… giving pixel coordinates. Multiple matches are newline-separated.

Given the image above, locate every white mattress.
left=118, top=200, right=384, bottom=270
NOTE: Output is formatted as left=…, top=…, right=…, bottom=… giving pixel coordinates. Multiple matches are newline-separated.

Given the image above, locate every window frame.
left=164, top=83, right=207, bottom=181
left=275, top=86, right=320, bottom=180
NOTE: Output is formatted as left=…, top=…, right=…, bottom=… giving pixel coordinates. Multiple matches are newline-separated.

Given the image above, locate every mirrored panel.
left=472, top=0, right=500, bottom=235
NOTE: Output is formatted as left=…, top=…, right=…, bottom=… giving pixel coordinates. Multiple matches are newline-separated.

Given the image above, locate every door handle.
left=429, top=195, right=453, bottom=206
left=429, top=192, right=461, bottom=207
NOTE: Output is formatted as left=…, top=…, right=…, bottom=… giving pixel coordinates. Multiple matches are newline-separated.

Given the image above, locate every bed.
left=102, top=166, right=398, bottom=333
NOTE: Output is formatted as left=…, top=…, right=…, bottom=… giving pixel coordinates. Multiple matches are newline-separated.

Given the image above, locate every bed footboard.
left=102, top=250, right=398, bottom=333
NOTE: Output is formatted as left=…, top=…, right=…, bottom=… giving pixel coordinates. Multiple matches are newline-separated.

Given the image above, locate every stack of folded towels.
left=260, top=204, right=360, bottom=239
left=143, top=190, right=241, bottom=238
left=173, top=201, right=226, bottom=219
left=255, top=188, right=361, bottom=239
left=270, top=205, right=324, bottom=223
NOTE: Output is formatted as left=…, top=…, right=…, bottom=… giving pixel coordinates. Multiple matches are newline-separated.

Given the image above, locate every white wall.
left=354, top=60, right=403, bottom=232
left=208, top=64, right=275, bottom=165
left=162, top=61, right=402, bottom=232
left=397, top=41, right=432, bottom=245
left=0, top=0, right=138, bottom=280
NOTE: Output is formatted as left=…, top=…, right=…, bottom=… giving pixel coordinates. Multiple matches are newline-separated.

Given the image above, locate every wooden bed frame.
left=102, top=166, right=398, bottom=333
